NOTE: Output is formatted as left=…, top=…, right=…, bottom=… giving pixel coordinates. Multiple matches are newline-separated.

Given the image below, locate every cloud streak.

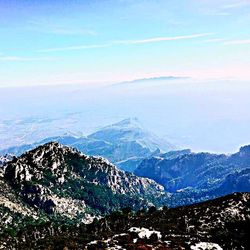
left=0, top=56, right=57, bottom=62
left=27, top=20, right=97, bottom=36
left=222, top=1, right=250, bottom=9
left=39, top=33, right=214, bottom=52
left=200, top=0, right=250, bottom=16
left=38, top=44, right=111, bottom=52
left=201, top=38, right=226, bottom=43
left=114, top=33, right=214, bottom=44
left=225, top=39, right=250, bottom=45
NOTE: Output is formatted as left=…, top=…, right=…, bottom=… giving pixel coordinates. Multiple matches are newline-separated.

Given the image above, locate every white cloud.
left=38, top=44, right=111, bottom=52
left=201, top=38, right=226, bottom=43
left=225, top=39, right=250, bottom=45
left=114, top=33, right=214, bottom=44
left=39, top=33, right=214, bottom=52
left=45, top=27, right=97, bottom=36
left=204, top=11, right=231, bottom=16
left=0, top=56, right=57, bottom=62
left=27, top=20, right=97, bottom=36
left=199, top=0, right=250, bottom=16
left=222, top=1, right=250, bottom=9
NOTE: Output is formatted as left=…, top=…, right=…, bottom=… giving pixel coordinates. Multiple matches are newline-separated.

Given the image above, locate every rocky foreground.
left=0, top=193, right=249, bottom=249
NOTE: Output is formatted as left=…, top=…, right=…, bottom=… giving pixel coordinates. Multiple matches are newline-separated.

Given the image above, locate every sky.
left=0, top=0, right=250, bottom=153
left=0, top=0, right=250, bottom=87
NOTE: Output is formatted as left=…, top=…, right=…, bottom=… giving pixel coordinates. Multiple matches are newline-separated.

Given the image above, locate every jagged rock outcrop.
left=0, top=154, right=13, bottom=167
left=4, top=141, right=164, bottom=194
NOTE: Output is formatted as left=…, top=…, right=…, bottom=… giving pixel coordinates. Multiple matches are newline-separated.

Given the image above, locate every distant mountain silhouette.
left=114, top=76, right=190, bottom=86
left=0, top=118, right=175, bottom=172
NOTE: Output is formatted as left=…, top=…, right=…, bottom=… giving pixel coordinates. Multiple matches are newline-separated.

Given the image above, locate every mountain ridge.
left=0, top=118, right=175, bottom=172
left=134, top=145, right=250, bottom=202
left=114, top=76, right=190, bottom=86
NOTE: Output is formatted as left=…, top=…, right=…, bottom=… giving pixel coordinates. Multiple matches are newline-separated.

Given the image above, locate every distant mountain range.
left=0, top=118, right=175, bottom=172
left=1, top=117, right=249, bottom=205
left=135, top=145, right=250, bottom=203
left=115, top=76, right=190, bottom=86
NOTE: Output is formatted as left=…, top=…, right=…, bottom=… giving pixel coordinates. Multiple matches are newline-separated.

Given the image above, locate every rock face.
left=0, top=142, right=170, bottom=248
left=2, top=142, right=165, bottom=217
left=4, top=192, right=249, bottom=250
left=0, top=118, right=175, bottom=172
left=135, top=146, right=250, bottom=199
left=217, top=168, right=250, bottom=194
left=0, top=154, right=13, bottom=167
left=0, top=141, right=169, bottom=244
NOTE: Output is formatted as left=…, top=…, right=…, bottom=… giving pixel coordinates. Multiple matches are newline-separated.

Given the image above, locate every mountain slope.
left=5, top=192, right=249, bottom=249
left=89, top=118, right=174, bottom=152
left=2, top=142, right=166, bottom=219
left=135, top=145, right=250, bottom=193
left=87, top=118, right=175, bottom=169
left=215, top=168, right=250, bottom=195
left=135, top=152, right=225, bottom=191
left=134, top=145, right=250, bottom=207
left=0, top=142, right=171, bottom=248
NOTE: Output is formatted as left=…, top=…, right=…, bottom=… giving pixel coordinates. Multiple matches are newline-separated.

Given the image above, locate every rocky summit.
left=0, top=142, right=169, bottom=248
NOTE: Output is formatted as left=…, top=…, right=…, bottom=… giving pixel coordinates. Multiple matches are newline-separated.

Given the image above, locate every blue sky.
left=0, top=0, right=250, bottom=152
left=0, top=0, right=250, bottom=87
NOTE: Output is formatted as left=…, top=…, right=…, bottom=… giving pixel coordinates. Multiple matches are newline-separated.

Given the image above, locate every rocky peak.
left=88, top=117, right=145, bottom=143
left=2, top=142, right=166, bottom=219
left=4, top=142, right=78, bottom=185
left=112, top=117, right=143, bottom=129
left=239, top=145, right=250, bottom=156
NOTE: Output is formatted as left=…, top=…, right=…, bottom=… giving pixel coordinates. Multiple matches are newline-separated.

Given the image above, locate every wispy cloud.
left=201, top=38, right=226, bottom=43
left=204, top=11, right=231, bottom=16
left=200, top=1, right=250, bottom=16
left=0, top=56, right=57, bottom=62
left=225, top=39, right=250, bottom=45
left=27, top=20, right=97, bottom=36
left=114, top=33, right=214, bottom=44
left=39, top=33, right=214, bottom=52
left=38, top=44, right=111, bottom=52
left=222, top=1, right=250, bottom=9
left=45, top=27, right=97, bottom=36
